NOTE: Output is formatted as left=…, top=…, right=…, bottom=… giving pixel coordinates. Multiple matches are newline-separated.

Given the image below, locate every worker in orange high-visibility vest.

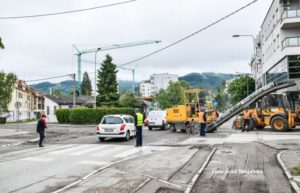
left=242, top=108, right=252, bottom=132
left=199, top=109, right=207, bottom=137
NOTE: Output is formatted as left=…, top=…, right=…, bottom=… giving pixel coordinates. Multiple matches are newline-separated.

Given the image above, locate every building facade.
left=7, top=80, right=45, bottom=121
left=139, top=73, right=179, bottom=97
left=251, top=0, right=300, bottom=89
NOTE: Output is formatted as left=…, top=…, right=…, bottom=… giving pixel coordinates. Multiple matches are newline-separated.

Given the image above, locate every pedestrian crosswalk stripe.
left=92, top=145, right=131, bottom=157
left=78, top=161, right=111, bottom=165
left=70, top=145, right=112, bottom=156
left=21, top=157, right=54, bottom=162
left=48, top=144, right=90, bottom=155
left=114, top=148, right=141, bottom=158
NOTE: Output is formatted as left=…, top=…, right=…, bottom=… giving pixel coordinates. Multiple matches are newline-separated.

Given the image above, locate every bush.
left=0, top=117, right=6, bottom=124
left=56, top=109, right=71, bottom=123
left=56, top=107, right=134, bottom=124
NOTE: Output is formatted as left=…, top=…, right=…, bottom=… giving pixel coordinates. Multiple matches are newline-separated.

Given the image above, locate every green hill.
left=31, top=73, right=235, bottom=95
left=179, top=72, right=234, bottom=89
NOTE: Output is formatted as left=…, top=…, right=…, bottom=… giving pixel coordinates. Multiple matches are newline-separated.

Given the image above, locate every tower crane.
left=73, top=40, right=161, bottom=89
left=81, top=59, right=136, bottom=93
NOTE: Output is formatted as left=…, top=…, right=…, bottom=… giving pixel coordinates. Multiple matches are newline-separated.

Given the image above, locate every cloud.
left=0, top=0, right=273, bottom=83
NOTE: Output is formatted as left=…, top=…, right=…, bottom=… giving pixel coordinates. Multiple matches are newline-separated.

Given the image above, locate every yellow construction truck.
left=233, top=92, right=300, bottom=132
left=166, top=89, right=218, bottom=133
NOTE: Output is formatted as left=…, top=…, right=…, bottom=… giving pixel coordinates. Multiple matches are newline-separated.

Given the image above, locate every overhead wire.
left=26, top=74, right=74, bottom=83
left=0, top=0, right=137, bottom=20
left=118, top=0, right=259, bottom=67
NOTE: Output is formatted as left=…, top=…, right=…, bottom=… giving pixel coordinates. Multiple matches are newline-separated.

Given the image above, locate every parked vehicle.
left=147, top=110, right=167, bottom=130
left=96, top=114, right=136, bottom=142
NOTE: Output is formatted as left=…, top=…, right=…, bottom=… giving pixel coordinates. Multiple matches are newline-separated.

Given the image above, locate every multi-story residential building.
left=150, top=73, right=178, bottom=94
left=139, top=73, right=179, bottom=97
left=7, top=80, right=46, bottom=122
left=140, top=81, right=154, bottom=97
left=251, top=0, right=300, bottom=89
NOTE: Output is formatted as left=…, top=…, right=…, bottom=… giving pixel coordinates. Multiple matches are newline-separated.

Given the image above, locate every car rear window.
left=101, top=117, right=123, bottom=124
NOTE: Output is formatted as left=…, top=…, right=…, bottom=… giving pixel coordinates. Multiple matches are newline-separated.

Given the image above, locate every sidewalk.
left=0, top=128, right=39, bottom=147
left=278, top=149, right=300, bottom=193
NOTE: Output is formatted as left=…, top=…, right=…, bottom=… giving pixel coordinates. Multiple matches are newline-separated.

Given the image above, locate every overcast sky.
left=0, top=0, right=273, bottom=84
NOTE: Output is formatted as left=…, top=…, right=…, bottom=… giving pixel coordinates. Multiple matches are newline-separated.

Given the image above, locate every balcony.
left=281, top=9, right=300, bottom=29
left=282, top=36, right=300, bottom=49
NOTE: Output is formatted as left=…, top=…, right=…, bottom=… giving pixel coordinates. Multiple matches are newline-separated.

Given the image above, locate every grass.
left=293, top=165, right=300, bottom=176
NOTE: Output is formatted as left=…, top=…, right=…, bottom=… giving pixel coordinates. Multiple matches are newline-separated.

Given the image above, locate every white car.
left=146, top=110, right=167, bottom=130
left=96, top=114, right=136, bottom=142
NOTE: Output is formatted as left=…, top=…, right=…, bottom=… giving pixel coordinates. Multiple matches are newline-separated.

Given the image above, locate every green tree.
left=154, top=81, right=186, bottom=109
left=0, top=37, right=4, bottom=49
left=228, top=75, right=255, bottom=104
left=0, top=71, right=17, bottom=115
left=81, top=71, right=92, bottom=96
left=96, top=55, right=119, bottom=106
left=119, top=92, right=140, bottom=108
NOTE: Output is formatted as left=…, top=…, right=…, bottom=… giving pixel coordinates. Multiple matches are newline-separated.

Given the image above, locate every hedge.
left=56, top=107, right=134, bottom=124
left=0, top=117, right=6, bottom=124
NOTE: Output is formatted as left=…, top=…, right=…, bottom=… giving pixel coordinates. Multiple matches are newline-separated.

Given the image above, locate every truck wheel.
left=180, top=129, right=186, bottom=133
left=255, top=125, right=265, bottom=130
left=271, top=116, right=288, bottom=132
left=148, top=127, right=153, bottom=131
left=171, top=124, right=176, bottom=132
left=161, top=124, right=166, bottom=130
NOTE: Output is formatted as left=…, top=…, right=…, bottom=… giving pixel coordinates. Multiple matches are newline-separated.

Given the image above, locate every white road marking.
left=92, top=145, right=131, bottom=157
left=70, top=145, right=111, bottom=156
left=48, top=144, right=90, bottom=155
left=78, top=161, right=110, bottom=165
left=114, top=148, right=141, bottom=158
left=21, top=157, right=54, bottom=162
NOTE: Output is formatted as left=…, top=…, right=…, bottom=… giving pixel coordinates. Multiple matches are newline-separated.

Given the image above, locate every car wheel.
left=99, top=137, right=105, bottom=142
left=148, top=126, right=153, bottom=131
left=125, top=131, right=130, bottom=141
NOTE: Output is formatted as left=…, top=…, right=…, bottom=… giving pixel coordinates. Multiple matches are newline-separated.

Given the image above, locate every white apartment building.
left=150, top=73, right=178, bottom=93
left=140, top=82, right=154, bottom=97
left=251, top=0, right=300, bottom=89
left=140, top=73, right=179, bottom=97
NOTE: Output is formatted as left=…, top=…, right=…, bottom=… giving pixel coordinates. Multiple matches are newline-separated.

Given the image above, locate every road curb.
left=258, top=141, right=288, bottom=150
left=184, top=147, right=217, bottom=193
left=277, top=150, right=300, bottom=193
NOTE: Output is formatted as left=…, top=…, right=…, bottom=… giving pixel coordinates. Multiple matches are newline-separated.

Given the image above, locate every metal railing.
left=282, top=9, right=300, bottom=20
left=282, top=36, right=300, bottom=49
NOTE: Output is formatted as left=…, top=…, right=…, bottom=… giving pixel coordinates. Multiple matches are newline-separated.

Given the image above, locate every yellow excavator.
left=233, top=92, right=300, bottom=132
left=166, top=89, right=218, bottom=133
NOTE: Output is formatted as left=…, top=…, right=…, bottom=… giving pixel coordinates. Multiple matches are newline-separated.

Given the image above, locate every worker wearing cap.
left=199, top=109, right=207, bottom=137
left=242, top=108, right=252, bottom=132
left=134, top=108, right=144, bottom=147
left=36, top=114, right=48, bottom=147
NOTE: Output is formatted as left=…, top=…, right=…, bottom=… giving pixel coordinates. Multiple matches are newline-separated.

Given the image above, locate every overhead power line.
left=119, top=0, right=258, bottom=67
left=0, top=0, right=137, bottom=20
left=26, top=74, right=74, bottom=82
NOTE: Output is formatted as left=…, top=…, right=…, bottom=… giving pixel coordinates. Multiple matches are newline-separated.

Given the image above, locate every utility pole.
left=94, top=48, right=101, bottom=109
left=71, top=74, right=76, bottom=108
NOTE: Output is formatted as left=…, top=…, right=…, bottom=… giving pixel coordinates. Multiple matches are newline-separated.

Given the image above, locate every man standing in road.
left=36, top=114, right=47, bottom=147
left=134, top=108, right=143, bottom=147
left=199, top=109, right=207, bottom=137
left=242, top=108, right=252, bottom=132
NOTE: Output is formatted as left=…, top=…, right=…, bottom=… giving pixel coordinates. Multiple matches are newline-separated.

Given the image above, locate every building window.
left=266, top=57, right=288, bottom=84
left=288, top=55, right=300, bottom=79
left=47, top=106, right=50, bottom=115
left=19, top=93, right=23, bottom=99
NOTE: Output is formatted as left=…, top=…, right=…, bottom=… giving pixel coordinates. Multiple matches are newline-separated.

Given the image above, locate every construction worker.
left=134, top=108, right=144, bottom=147
left=242, top=108, right=252, bottom=132
left=199, top=109, right=207, bottom=136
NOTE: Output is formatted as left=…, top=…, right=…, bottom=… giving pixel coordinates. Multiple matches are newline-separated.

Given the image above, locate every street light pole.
left=94, top=48, right=101, bottom=109
left=232, top=34, right=256, bottom=56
